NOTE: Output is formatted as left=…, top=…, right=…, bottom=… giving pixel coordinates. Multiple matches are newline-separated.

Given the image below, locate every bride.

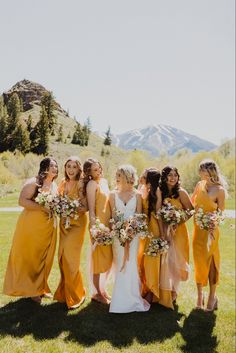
left=109, top=165, right=150, bottom=313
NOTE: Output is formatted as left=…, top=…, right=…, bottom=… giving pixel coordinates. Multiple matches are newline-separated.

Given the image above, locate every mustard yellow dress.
left=54, top=179, right=88, bottom=308
left=192, top=181, right=220, bottom=286
left=92, top=180, right=113, bottom=274
left=140, top=199, right=173, bottom=309
left=164, top=197, right=190, bottom=285
left=3, top=185, right=57, bottom=297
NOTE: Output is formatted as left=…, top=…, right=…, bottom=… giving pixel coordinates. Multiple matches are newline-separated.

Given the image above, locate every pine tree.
left=6, top=93, right=21, bottom=133
left=104, top=126, right=112, bottom=146
left=27, top=114, right=33, bottom=132
left=72, top=123, right=84, bottom=145
left=31, top=106, right=50, bottom=155
left=56, top=124, right=64, bottom=142
left=0, top=115, right=8, bottom=152
left=41, top=91, right=57, bottom=134
left=10, top=124, right=31, bottom=155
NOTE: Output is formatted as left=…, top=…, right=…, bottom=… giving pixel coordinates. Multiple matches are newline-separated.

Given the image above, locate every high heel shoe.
left=196, top=294, right=205, bottom=309
left=205, top=296, right=218, bottom=312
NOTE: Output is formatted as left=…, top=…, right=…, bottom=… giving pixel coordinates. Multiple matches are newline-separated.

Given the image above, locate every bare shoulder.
left=217, top=186, right=226, bottom=196
left=86, top=179, right=98, bottom=191
left=179, top=188, right=189, bottom=197
left=23, top=177, right=37, bottom=186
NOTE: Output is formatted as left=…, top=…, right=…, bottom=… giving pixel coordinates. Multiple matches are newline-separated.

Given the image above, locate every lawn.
left=0, top=213, right=235, bottom=353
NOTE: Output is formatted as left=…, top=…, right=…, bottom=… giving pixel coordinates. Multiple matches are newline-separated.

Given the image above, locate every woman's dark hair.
left=64, top=156, right=82, bottom=181
left=83, top=158, right=102, bottom=193
left=146, top=168, right=161, bottom=219
left=159, top=166, right=180, bottom=201
left=34, top=157, right=58, bottom=197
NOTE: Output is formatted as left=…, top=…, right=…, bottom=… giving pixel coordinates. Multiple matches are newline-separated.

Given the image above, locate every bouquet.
left=56, top=195, right=82, bottom=229
left=127, top=213, right=151, bottom=240
left=144, top=238, right=169, bottom=256
left=195, top=208, right=224, bottom=250
left=110, top=210, right=129, bottom=247
left=158, top=201, right=194, bottom=226
left=35, top=189, right=56, bottom=211
left=90, top=218, right=114, bottom=248
left=110, top=211, right=151, bottom=247
left=195, top=208, right=224, bottom=232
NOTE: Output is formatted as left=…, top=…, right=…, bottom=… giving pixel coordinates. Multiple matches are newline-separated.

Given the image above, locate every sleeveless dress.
left=192, top=181, right=220, bottom=286
left=3, top=182, right=57, bottom=297
left=92, top=179, right=113, bottom=274
left=54, top=179, right=88, bottom=308
left=140, top=198, right=173, bottom=309
left=109, top=193, right=150, bottom=313
left=163, top=197, right=190, bottom=292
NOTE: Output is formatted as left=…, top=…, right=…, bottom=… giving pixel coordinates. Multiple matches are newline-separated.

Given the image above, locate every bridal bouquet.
left=110, top=210, right=129, bottom=247
left=195, top=208, right=224, bottom=250
left=144, top=238, right=170, bottom=256
left=110, top=211, right=151, bottom=247
left=157, top=201, right=194, bottom=226
left=55, top=195, right=82, bottom=229
left=126, top=213, right=151, bottom=239
left=90, top=218, right=114, bottom=247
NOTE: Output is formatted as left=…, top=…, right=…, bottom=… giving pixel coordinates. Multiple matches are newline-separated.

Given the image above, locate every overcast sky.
left=0, top=0, right=235, bottom=145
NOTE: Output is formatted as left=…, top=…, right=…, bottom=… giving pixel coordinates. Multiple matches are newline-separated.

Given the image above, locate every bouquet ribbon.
left=120, top=242, right=130, bottom=272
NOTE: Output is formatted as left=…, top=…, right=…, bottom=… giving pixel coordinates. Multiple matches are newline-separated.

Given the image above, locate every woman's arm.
left=77, top=180, right=88, bottom=213
left=108, top=191, right=116, bottom=219
left=18, top=178, right=43, bottom=210
left=136, top=193, right=142, bottom=213
left=179, top=188, right=194, bottom=221
left=216, top=187, right=225, bottom=212
left=86, top=180, right=97, bottom=226
left=191, top=182, right=200, bottom=204
left=156, top=187, right=165, bottom=237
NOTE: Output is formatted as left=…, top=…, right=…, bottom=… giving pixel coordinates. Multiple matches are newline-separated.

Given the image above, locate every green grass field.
left=0, top=213, right=235, bottom=353
left=0, top=193, right=235, bottom=209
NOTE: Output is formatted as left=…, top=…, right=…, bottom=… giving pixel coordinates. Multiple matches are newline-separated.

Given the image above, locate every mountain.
left=112, top=125, right=217, bottom=156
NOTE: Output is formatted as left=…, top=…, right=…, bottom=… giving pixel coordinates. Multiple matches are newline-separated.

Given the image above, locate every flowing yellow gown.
left=192, top=181, right=220, bottom=286
left=140, top=199, right=173, bottom=309
left=164, top=197, right=190, bottom=284
left=92, top=180, right=113, bottom=274
left=54, top=179, right=88, bottom=308
left=3, top=186, right=57, bottom=297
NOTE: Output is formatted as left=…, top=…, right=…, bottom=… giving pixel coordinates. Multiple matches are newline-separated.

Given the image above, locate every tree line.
left=0, top=92, right=102, bottom=155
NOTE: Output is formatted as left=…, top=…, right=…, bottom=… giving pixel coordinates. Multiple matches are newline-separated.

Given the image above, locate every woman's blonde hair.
left=199, top=159, right=228, bottom=193
left=64, top=156, right=82, bottom=181
left=116, top=164, right=137, bottom=185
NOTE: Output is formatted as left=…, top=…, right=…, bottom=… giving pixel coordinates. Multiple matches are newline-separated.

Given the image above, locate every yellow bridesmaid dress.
left=92, top=180, right=112, bottom=274
left=192, top=181, right=220, bottom=286
left=54, top=179, right=88, bottom=308
left=140, top=199, right=173, bottom=309
left=3, top=185, right=57, bottom=297
left=164, top=196, right=190, bottom=283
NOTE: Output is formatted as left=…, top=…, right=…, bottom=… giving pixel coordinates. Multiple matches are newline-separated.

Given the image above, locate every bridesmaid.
left=54, top=156, right=88, bottom=309
left=3, top=157, right=58, bottom=303
left=159, top=166, right=194, bottom=303
left=140, top=168, right=173, bottom=309
left=192, top=159, right=227, bottom=311
left=83, top=158, right=112, bottom=304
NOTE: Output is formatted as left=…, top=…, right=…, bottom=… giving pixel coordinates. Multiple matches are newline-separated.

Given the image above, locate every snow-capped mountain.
left=112, top=125, right=217, bottom=156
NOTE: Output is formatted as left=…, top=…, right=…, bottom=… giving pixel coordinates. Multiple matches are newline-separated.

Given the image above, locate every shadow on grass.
left=180, top=308, right=217, bottom=353
left=0, top=299, right=184, bottom=348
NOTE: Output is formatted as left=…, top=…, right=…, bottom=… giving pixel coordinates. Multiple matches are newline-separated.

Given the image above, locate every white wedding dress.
left=109, top=193, right=150, bottom=313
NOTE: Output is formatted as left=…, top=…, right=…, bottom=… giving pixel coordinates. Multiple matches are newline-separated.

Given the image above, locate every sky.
left=0, top=0, right=235, bottom=145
